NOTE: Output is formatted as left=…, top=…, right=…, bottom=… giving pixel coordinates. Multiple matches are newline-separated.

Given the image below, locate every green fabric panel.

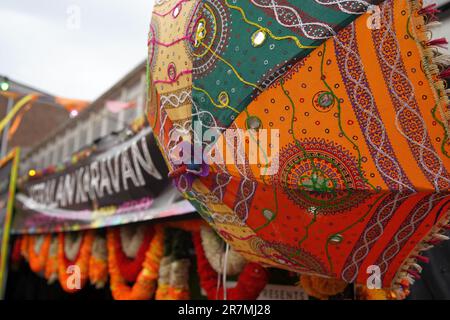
left=191, top=0, right=381, bottom=129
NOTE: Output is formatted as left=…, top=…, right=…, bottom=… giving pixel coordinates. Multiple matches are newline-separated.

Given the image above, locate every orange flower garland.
left=111, top=225, right=155, bottom=283
left=28, top=234, right=52, bottom=273
left=156, top=228, right=175, bottom=300
left=299, top=275, right=348, bottom=300
left=358, top=288, right=389, bottom=300
left=156, top=229, right=191, bottom=300
left=155, top=256, right=172, bottom=300
left=10, top=237, right=23, bottom=269
left=20, top=234, right=29, bottom=261
left=57, top=231, right=94, bottom=293
left=44, top=236, right=59, bottom=284
left=166, top=259, right=190, bottom=300
left=89, top=233, right=108, bottom=289
left=89, top=255, right=108, bottom=289
left=107, top=225, right=164, bottom=300
left=193, top=231, right=268, bottom=300
left=166, top=229, right=191, bottom=300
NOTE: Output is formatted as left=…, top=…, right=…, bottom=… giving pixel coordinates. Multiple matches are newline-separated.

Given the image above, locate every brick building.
left=19, top=60, right=147, bottom=175
left=0, top=78, right=69, bottom=157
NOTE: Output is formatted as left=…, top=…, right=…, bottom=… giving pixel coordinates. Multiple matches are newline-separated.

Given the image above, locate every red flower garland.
left=192, top=231, right=268, bottom=300
left=20, top=235, right=29, bottom=261
left=58, top=231, right=94, bottom=293
left=107, top=226, right=164, bottom=300
left=28, top=234, right=52, bottom=273
left=10, top=237, right=22, bottom=267
left=110, top=225, right=155, bottom=283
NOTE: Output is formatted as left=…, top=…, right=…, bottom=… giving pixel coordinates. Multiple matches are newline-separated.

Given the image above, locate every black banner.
left=12, top=127, right=194, bottom=234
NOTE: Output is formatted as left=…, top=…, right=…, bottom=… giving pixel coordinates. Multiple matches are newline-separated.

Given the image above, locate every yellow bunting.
left=0, top=94, right=38, bottom=132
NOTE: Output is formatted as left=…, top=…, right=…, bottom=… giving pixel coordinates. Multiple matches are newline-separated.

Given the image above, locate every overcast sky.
left=1, top=0, right=448, bottom=102
left=0, top=0, right=155, bottom=101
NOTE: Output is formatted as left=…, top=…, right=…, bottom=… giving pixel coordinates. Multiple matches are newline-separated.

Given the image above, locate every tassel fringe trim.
left=410, top=0, right=450, bottom=136
left=387, top=2, right=450, bottom=299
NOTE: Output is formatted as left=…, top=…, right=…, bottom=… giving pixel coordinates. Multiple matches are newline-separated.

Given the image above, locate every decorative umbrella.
left=147, top=0, right=450, bottom=296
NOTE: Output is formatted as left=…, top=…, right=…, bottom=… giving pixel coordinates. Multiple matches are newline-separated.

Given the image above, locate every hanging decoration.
left=7, top=102, right=33, bottom=140
left=192, top=231, right=268, bottom=300
left=89, top=232, right=108, bottom=289
left=20, top=234, right=29, bottom=261
left=57, top=231, right=94, bottom=293
left=200, top=226, right=246, bottom=276
left=156, top=228, right=175, bottom=300
left=109, top=225, right=155, bottom=283
left=44, top=236, right=59, bottom=284
left=10, top=237, right=22, bottom=269
left=298, top=275, right=348, bottom=300
left=28, top=234, right=51, bottom=274
left=0, top=90, right=89, bottom=142
left=107, top=225, right=164, bottom=300
left=0, top=94, right=38, bottom=132
left=15, top=115, right=148, bottom=188
left=147, top=0, right=450, bottom=295
left=105, top=100, right=136, bottom=113
left=11, top=220, right=416, bottom=300
left=166, top=229, right=191, bottom=300
left=355, top=285, right=399, bottom=300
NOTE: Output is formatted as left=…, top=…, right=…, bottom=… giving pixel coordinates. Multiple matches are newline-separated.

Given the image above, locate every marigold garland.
left=156, top=228, right=192, bottom=300
left=359, top=288, right=389, bottom=300
left=20, top=234, right=29, bottom=261
left=166, top=229, right=191, bottom=300
left=192, top=231, right=268, bottom=300
left=65, top=234, right=82, bottom=261
left=10, top=237, right=23, bottom=268
left=298, top=275, right=328, bottom=300
left=107, top=225, right=164, bottom=300
left=356, top=285, right=399, bottom=300
left=28, top=234, right=51, bottom=273
left=155, top=228, right=175, bottom=300
left=299, top=274, right=348, bottom=300
left=89, top=232, right=108, bottom=289
left=155, top=256, right=173, bottom=299
left=200, top=226, right=246, bottom=276
left=167, top=259, right=190, bottom=300
left=44, top=236, right=59, bottom=284
left=110, top=225, right=155, bottom=283
left=58, top=231, right=94, bottom=293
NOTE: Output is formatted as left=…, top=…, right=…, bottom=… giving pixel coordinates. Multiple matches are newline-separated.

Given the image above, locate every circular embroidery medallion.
left=190, top=0, right=230, bottom=78
left=274, top=138, right=369, bottom=214
left=313, top=91, right=335, bottom=112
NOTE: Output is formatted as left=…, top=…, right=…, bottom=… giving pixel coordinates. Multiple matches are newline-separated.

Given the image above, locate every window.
left=65, top=136, right=75, bottom=160
left=91, top=117, right=102, bottom=141
left=78, top=127, right=87, bottom=149
left=136, top=94, right=145, bottom=117
left=37, top=154, right=45, bottom=168
left=55, top=143, right=64, bottom=164
left=46, top=149, right=54, bottom=167
left=124, top=107, right=136, bottom=125
left=106, top=111, right=118, bottom=134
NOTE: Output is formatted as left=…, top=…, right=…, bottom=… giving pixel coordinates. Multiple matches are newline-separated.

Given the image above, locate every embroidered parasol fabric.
left=147, top=0, right=450, bottom=295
